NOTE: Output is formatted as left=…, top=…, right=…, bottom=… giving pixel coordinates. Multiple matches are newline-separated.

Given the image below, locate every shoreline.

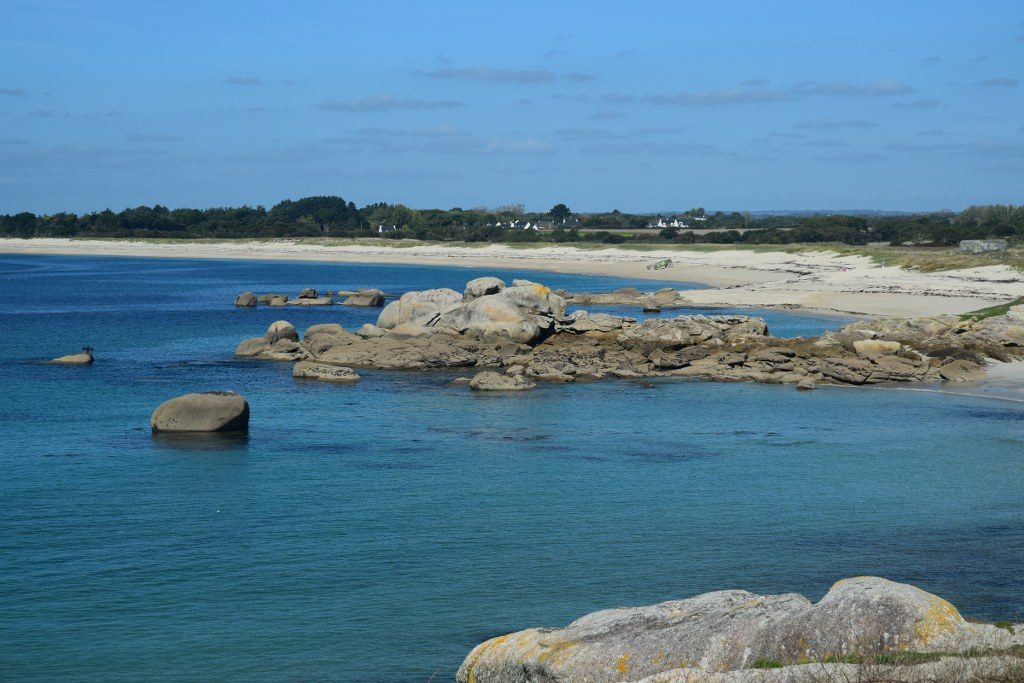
left=2, top=237, right=1021, bottom=318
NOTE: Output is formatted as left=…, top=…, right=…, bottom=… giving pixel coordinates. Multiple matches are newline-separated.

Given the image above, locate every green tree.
left=549, top=203, right=571, bottom=222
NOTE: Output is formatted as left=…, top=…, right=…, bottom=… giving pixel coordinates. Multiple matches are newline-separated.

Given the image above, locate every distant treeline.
left=2, top=196, right=1023, bottom=247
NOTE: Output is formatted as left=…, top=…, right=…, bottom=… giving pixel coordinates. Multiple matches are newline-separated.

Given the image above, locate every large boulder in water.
left=376, top=288, right=463, bottom=330
left=150, top=391, right=249, bottom=432
left=464, top=276, right=506, bottom=301
left=342, top=288, right=386, bottom=307
left=265, top=320, right=298, bottom=344
left=48, top=349, right=94, bottom=365
left=296, top=287, right=317, bottom=299
left=458, top=577, right=1011, bottom=683
left=234, top=291, right=257, bottom=307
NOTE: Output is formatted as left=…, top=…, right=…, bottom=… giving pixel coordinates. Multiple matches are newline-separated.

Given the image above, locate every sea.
left=1, top=254, right=1022, bottom=681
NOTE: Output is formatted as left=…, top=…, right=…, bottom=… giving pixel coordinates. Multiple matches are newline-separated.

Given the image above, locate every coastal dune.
left=2, top=237, right=1021, bottom=317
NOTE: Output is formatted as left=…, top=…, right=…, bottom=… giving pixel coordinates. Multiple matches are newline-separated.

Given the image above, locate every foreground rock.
left=292, top=361, right=360, bottom=383
left=235, top=278, right=1024, bottom=390
left=150, top=391, right=249, bottom=432
left=48, top=349, right=94, bottom=365
left=458, top=577, right=1024, bottom=683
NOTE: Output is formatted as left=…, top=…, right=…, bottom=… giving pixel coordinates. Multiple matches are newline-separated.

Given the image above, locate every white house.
left=377, top=223, right=399, bottom=234
left=648, top=215, right=690, bottom=229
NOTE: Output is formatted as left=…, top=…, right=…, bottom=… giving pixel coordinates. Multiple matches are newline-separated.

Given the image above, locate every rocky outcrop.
left=257, top=293, right=287, bottom=304
left=150, top=391, right=249, bottom=432
left=297, top=287, right=317, bottom=299
left=235, top=337, right=270, bottom=357
left=235, top=278, right=1024, bottom=391
left=234, top=291, right=257, bottom=307
left=566, top=287, right=687, bottom=309
left=292, top=361, right=360, bottom=383
left=469, top=371, right=536, bottom=391
left=342, top=288, right=386, bottom=307
left=458, top=577, right=1024, bottom=683
left=464, top=276, right=506, bottom=300
left=48, top=349, right=94, bottom=365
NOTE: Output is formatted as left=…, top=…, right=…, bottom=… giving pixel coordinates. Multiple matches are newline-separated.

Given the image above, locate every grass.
left=959, top=297, right=1024, bottom=321
left=752, top=658, right=784, bottom=669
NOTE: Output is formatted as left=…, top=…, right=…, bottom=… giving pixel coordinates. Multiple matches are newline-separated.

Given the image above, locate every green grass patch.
left=751, top=658, right=784, bottom=669
left=959, top=297, right=1024, bottom=321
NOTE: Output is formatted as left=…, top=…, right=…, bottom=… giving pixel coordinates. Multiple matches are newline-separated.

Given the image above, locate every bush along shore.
left=234, top=276, right=1024, bottom=390
left=456, top=577, right=1024, bottom=682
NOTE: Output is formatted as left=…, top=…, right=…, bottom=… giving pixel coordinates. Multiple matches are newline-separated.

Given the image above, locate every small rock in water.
left=343, top=288, right=386, bottom=307
left=234, top=291, right=257, bottom=307
left=291, top=361, right=360, bottom=383
left=296, top=287, right=317, bottom=299
left=469, top=371, right=536, bottom=391
left=48, top=349, right=94, bottom=365
left=151, top=391, right=249, bottom=433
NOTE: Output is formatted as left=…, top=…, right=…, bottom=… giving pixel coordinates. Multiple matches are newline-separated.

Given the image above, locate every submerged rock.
left=48, top=349, right=94, bottom=365
left=292, top=361, right=360, bottom=383
left=150, top=391, right=249, bottom=433
left=458, top=577, right=1023, bottom=683
left=234, top=291, right=257, bottom=307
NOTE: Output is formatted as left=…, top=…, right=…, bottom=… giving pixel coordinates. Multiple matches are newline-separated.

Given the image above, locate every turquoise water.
left=1, top=255, right=1022, bottom=682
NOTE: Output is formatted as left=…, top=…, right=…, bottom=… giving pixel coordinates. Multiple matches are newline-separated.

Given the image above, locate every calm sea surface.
left=1, top=255, right=1022, bottom=682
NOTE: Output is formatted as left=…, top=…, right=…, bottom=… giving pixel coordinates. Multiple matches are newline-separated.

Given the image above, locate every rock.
left=234, top=291, right=257, bottom=307
left=939, top=359, right=986, bottom=382
left=458, top=577, right=1010, bottom=683
left=287, top=296, right=333, bottom=306
left=268, top=296, right=288, bottom=306
left=342, top=288, right=386, bottom=307
left=48, top=349, right=94, bottom=365
left=499, top=284, right=567, bottom=318
left=257, top=293, right=286, bottom=304
left=265, top=320, right=298, bottom=344
left=796, top=378, right=817, bottom=391
left=468, top=371, right=536, bottom=391
left=260, top=338, right=311, bottom=362
left=438, top=294, right=543, bottom=343
left=558, top=311, right=634, bottom=334
left=235, top=337, right=270, bottom=357
left=449, top=376, right=472, bottom=386
left=299, top=323, right=340, bottom=339
left=297, top=287, right=317, bottom=299
left=1005, top=304, right=1024, bottom=323
left=355, top=323, right=386, bottom=338
left=511, top=278, right=540, bottom=287
left=291, top=361, right=360, bottom=383
left=150, top=391, right=249, bottom=433
left=853, top=339, right=901, bottom=357
left=376, top=288, right=463, bottom=330
left=464, top=276, right=506, bottom=301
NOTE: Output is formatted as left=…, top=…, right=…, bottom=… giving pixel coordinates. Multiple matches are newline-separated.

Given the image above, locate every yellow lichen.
left=464, top=634, right=510, bottom=683
left=914, top=597, right=964, bottom=644
left=617, top=652, right=629, bottom=675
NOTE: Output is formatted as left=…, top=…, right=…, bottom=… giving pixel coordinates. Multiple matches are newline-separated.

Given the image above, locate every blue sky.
left=1, top=0, right=1022, bottom=213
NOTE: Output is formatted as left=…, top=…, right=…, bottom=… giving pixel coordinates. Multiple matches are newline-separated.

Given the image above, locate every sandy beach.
left=1, top=237, right=1020, bottom=318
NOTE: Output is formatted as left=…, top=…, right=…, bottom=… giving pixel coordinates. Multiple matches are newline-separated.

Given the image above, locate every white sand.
left=1, top=237, right=1021, bottom=318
